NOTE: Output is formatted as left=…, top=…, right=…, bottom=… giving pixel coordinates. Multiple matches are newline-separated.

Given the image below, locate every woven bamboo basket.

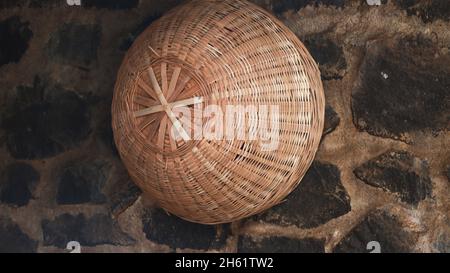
left=112, top=0, right=325, bottom=224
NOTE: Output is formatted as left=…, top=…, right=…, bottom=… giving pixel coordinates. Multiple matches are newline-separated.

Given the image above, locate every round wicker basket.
left=112, top=0, right=325, bottom=224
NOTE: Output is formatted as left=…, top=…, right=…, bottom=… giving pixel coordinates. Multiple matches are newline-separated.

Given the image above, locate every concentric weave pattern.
left=112, top=0, right=325, bottom=224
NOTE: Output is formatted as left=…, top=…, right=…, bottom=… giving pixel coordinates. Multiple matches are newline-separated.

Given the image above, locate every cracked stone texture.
left=352, top=36, right=450, bottom=142
left=0, top=162, right=39, bottom=207
left=334, top=210, right=417, bottom=253
left=238, top=236, right=325, bottom=253
left=354, top=150, right=432, bottom=205
left=0, top=0, right=448, bottom=253
left=255, top=161, right=351, bottom=228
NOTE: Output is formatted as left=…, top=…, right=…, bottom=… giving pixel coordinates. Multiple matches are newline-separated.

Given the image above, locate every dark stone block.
left=28, top=0, right=63, bottom=8
left=324, top=105, right=340, bottom=135
left=255, top=161, right=351, bottom=228
left=0, top=0, right=28, bottom=9
left=434, top=230, right=450, bottom=253
left=1, top=77, right=91, bottom=159
left=57, top=161, right=109, bottom=205
left=303, top=35, right=347, bottom=80
left=97, top=113, right=119, bottom=156
left=0, top=217, right=38, bottom=253
left=210, top=224, right=232, bottom=250
left=47, top=23, right=101, bottom=67
left=4, top=103, right=61, bottom=158
left=0, top=16, right=33, bottom=67
left=120, top=14, right=163, bottom=51
left=6, top=0, right=137, bottom=9
left=272, top=0, right=346, bottom=14
left=334, top=210, right=416, bottom=253
left=83, top=0, right=139, bottom=10
left=362, top=0, right=387, bottom=5
left=238, top=236, right=325, bottom=253
left=81, top=214, right=135, bottom=246
left=42, top=214, right=84, bottom=248
left=0, top=162, right=39, bottom=207
left=447, top=166, right=450, bottom=182
left=354, top=150, right=432, bottom=205
left=352, top=36, right=450, bottom=141
left=142, top=208, right=220, bottom=250
left=395, top=0, right=450, bottom=23
left=42, top=213, right=135, bottom=248
left=109, top=178, right=142, bottom=217
left=118, top=1, right=184, bottom=50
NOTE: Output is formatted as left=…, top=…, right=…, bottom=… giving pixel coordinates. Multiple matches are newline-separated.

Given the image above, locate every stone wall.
left=0, top=0, right=448, bottom=253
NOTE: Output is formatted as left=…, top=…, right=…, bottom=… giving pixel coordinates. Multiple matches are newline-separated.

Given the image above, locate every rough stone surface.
left=47, top=23, right=101, bottom=67
left=255, top=161, right=351, bottom=228
left=434, top=224, right=450, bottom=253
left=395, top=0, right=450, bottom=23
left=28, top=0, right=64, bottom=8
left=0, top=216, right=37, bottom=253
left=42, top=213, right=135, bottom=248
left=211, top=224, right=232, bottom=250
left=1, top=77, right=91, bottom=159
left=142, top=208, right=223, bottom=250
left=435, top=238, right=450, bottom=253
left=334, top=210, right=416, bottom=253
left=447, top=166, right=450, bottom=182
left=352, top=36, right=450, bottom=141
left=22, top=0, right=140, bottom=9
left=324, top=105, right=340, bottom=135
left=109, top=177, right=142, bottom=216
left=0, top=162, right=39, bottom=207
left=0, top=16, right=33, bottom=67
left=83, top=0, right=140, bottom=10
left=120, top=14, right=163, bottom=51
left=354, top=150, right=432, bottom=205
left=272, top=0, right=346, bottom=15
left=0, top=0, right=66, bottom=9
left=96, top=112, right=119, bottom=156
left=0, top=1, right=25, bottom=9
left=238, top=236, right=325, bottom=253
left=56, top=161, right=109, bottom=205
left=303, top=34, right=347, bottom=80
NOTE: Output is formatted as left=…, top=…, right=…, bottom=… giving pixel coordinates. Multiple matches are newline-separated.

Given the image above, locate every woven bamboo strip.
left=112, top=0, right=325, bottom=224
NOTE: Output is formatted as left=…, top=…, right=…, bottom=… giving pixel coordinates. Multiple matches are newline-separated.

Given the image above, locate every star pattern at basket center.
left=133, top=62, right=203, bottom=145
